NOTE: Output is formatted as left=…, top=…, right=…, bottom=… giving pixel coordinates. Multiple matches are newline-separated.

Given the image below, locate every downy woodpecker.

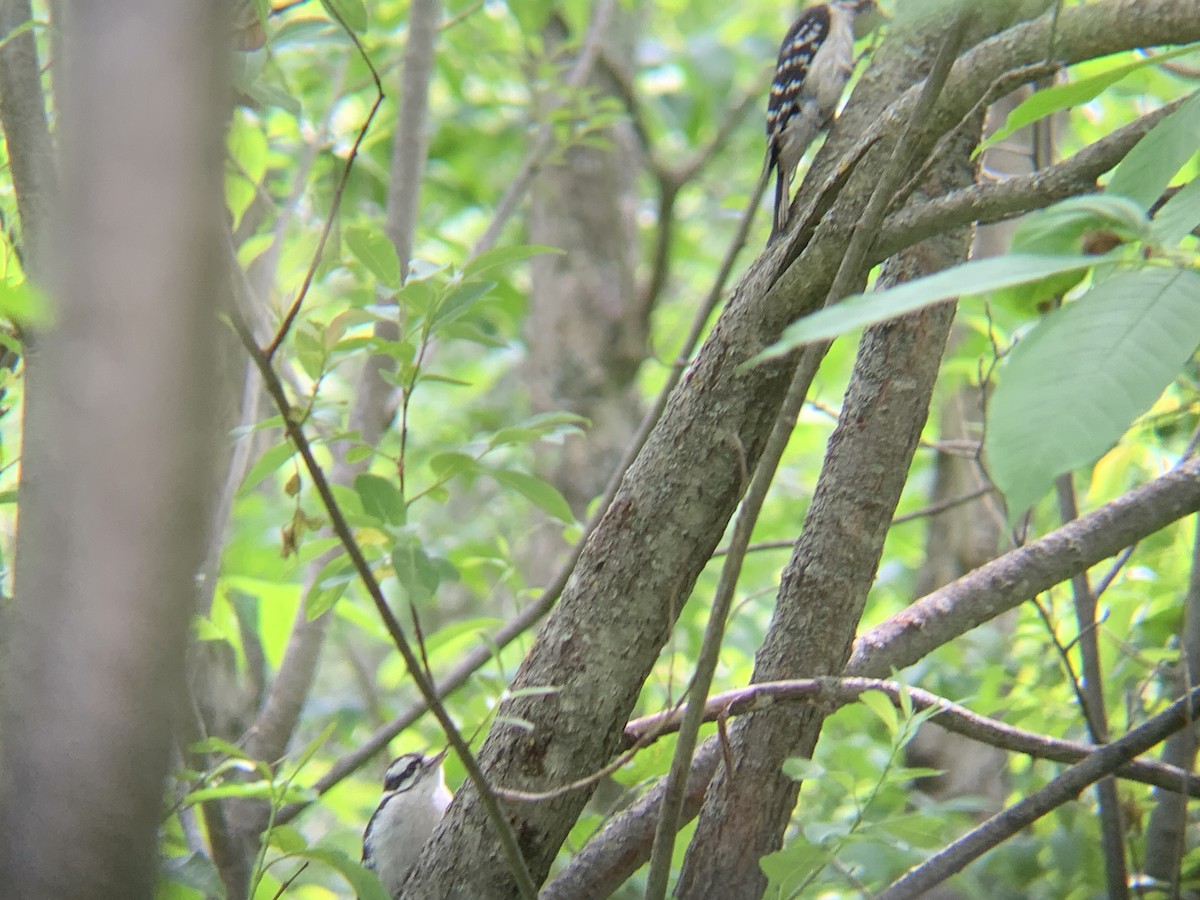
left=767, top=0, right=872, bottom=235
left=362, top=752, right=452, bottom=897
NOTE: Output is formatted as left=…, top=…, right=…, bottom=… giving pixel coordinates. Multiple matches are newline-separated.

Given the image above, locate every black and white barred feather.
left=767, top=1, right=869, bottom=236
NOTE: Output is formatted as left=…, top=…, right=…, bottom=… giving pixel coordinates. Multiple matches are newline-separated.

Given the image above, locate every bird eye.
left=383, top=754, right=424, bottom=792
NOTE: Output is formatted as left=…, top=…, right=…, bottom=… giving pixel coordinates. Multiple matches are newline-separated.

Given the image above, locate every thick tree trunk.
left=0, top=3, right=229, bottom=897
left=407, top=1, right=1200, bottom=895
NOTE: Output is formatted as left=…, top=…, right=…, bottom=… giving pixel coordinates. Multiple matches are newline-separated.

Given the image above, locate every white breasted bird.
left=362, top=751, right=452, bottom=897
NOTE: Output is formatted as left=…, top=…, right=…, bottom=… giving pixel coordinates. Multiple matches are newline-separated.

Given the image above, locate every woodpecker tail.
left=772, top=164, right=790, bottom=238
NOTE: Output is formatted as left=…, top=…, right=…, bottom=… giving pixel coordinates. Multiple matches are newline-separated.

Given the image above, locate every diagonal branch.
left=877, top=685, right=1200, bottom=900
left=850, top=455, right=1200, bottom=678
left=874, top=96, right=1185, bottom=262
left=623, top=677, right=1200, bottom=799
left=230, top=311, right=538, bottom=898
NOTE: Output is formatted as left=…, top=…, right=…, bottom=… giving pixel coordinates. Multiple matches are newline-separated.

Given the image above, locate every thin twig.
left=264, top=8, right=384, bottom=361
left=876, top=686, right=1200, bottom=900
left=621, top=677, right=1200, bottom=796
left=230, top=312, right=538, bottom=899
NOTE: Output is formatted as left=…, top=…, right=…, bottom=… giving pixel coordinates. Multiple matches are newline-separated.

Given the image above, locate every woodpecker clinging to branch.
left=767, top=0, right=873, bottom=236
left=362, top=752, right=452, bottom=897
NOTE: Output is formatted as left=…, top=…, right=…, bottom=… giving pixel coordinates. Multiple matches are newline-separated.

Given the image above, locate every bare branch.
left=624, top=677, right=1200, bottom=799
left=877, top=686, right=1200, bottom=900
left=0, top=0, right=55, bottom=278
left=875, top=97, right=1184, bottom=261
left=852, top=456, right=1200, bottom=677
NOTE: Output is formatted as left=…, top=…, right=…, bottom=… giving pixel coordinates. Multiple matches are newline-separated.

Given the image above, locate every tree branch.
left=875, top=97, right=1184, bottom=262
left=0, top=0, right=55, bottom=279
left=850, top=455, right=1200, bottom=677
left=877, top=685, right=1200, bottom=900
left=623, top=677, right=1200, bottom=799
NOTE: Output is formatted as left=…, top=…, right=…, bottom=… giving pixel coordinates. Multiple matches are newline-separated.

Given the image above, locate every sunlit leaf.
left=462, top=243, right=563, bottom=279
left=751, top=254, right=1109, bottom=363
left=858, top=690, right=899, bottom=737
left=305, top=553, right=355, bottom=620
left=320, top=0, right=368, bottom=33
left=977, top=44, right=1200, bottom=154
left=490, top=469, right=574, bottom=523
left=239, top=441, right=296, bottom=495
left=0, top=278, right=50, bottom=326
left=1108, top=90, right=1200, bottom=209
left=346, top=226, right=402, bottom=289
left=986, top=268, right=1200, bottom=516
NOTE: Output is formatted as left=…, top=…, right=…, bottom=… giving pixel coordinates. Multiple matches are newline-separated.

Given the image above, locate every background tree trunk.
left=0, top=3, right=229, bottom=896
left=526, top=9, right=645, bottom=517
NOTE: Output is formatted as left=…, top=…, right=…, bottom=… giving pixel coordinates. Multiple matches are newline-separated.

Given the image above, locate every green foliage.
left=976, top=44, right=1200, bottom=154
left=3, top=1, right=1196, bottom=897
left=761, top=692, right=951, bottom=898
left=986, top=268, right=1200, bottom=515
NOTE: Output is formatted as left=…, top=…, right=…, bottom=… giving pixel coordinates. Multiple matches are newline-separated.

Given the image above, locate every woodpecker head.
left=362, top=750, right=453, bottom=896
left=381, top=751, right=448, bottom=799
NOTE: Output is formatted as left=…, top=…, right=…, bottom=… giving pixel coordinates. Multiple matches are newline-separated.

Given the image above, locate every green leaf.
left=392, top=535, right=440, bottom=602
left=184, top=780, right=307, bottom=805
left=491, top=469, right=574, bottom=523
left=462, top=244, right=563, bottom=280
left=0, top=277, right=51, bottom=327
left=305, top=553, right=354, bottom=619
left=267, top=825, right=308, bottom=854
left=354, top=473, right=405, bottom=526
left=429, top=281, right=496, bottom=331
left=422, top=616, right=502, bottom=655
left=1108, top=90, right=1200, bottom=209
left=239, top=441, right=296, bottom=495
left=986, top=268, right=1200, bottom=516
left=977, top=44, right=1200, bottom=154
left=281, top=845, right=389, bottom=900
left=395, top=280, right=436, bottom=318
left=1150, top=176, right=1200, bottom=246
left=429, top=451, right=479, bottom=480
left=188, top=736, right=254, bottom=760
left=160, top=852, right=226, bottom=899
left=858, top=689, right=899, bottom=737
left=346, top=226, right=402, bottom=289
left=1010, top=195, right=1149, bottom=254
left=417, top=371, right=473, bottom=387
left=225, top=114, right=268, bottom=229
left=751, top=254, right=1107, bottom=363
left=992, top=195, right=1148, bottom=308
left=780, top=757, right=825, bottom=782
left=319, top=0, right=368, bottom=33
left=488, top=411, right=589, bottom=448
left=236, top=233, right=274, bottom=269
left=505, top=0, right=556, bottom=36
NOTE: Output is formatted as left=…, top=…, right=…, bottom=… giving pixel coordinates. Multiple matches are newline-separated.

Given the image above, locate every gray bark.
left=405, top=2, right=1200, bottom=895
left=0, top=0, right=55, bottom=278
left=526, top=11, right=643, bottom=513
left=0, top=3, right=229, bottom=897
